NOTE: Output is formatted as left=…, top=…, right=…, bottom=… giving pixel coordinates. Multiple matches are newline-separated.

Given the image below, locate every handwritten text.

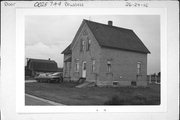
left=125, top=2, right=149, bottom=8
left=4, top=2, right=16, bottom=7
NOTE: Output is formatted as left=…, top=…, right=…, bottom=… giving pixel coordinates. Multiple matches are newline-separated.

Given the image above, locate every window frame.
left=75, top=59, right=79, bottom=72
left=82, top=40, right=85, bottom=51
left=107, top=60, right=111, bottom=73
left=112, top=81, right=119, bottom=86
left=137, top=62, right=141, bottom=75
left=80, top=39, right=86, bottom=52
left=86, top=37, right=91, bottom=51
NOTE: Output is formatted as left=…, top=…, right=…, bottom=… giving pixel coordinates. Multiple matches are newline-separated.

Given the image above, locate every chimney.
left=48, top=58, right=51, bottom=60
left=108, top=21, right=113, bottom=26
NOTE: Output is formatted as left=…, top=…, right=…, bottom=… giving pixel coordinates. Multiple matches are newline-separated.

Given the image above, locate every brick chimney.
left=108, top=21, right=113, bottom=26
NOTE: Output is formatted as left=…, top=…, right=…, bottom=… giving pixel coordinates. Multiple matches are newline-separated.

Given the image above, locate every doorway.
left=82, top=61, right=86, bottom=78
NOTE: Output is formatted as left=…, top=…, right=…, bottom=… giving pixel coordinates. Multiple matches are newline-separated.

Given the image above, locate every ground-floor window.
left=131, top=81, right=137, bottom=86
left=107, top=60, right=111, bottom=73
left=75, top=59, right=79, bottom=72
left=137, top=62, right=141, bottom=75
left=113, top=81, right=118, bottom=86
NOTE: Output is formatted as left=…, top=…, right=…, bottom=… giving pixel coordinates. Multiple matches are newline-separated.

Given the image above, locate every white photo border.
left=16, top=8, right=167, bottom=113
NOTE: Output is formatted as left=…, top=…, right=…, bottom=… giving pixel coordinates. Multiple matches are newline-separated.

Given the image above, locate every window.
left=75, top=62, right=79, bottom=72
left=82, top=40, right=85, bottom=51
left=92, top=60, right=95, bottom=72
left=83, top=29, right=88, bottom=35
left=131, top=81, right=137, bottom=86
left=75, top=59, right=79, bottom=72
left=137, top=62, right=141, bottom=75
left=86, top=37, right=91, bottom=51
left=107, top=60, right=111, bottom=73
left=80, top=39, right=85, bottom=51
left=113, top=81, right=119, bottom=86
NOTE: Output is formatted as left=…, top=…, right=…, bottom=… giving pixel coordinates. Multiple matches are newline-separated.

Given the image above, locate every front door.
left=82, top=61, right=86, bottom=78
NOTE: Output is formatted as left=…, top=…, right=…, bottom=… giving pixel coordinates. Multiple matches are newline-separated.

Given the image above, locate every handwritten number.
left=125, top=2, right=148, bottom=8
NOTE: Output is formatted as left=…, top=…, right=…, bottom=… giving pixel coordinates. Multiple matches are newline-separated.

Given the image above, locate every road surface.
left=25, top=94, right=63, bottom=106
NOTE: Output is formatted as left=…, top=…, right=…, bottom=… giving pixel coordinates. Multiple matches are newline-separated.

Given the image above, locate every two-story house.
left=61, top=19, right=150, bottom=87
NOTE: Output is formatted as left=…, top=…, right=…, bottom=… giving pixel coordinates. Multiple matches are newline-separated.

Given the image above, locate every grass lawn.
left=25, top=82, right=160, bottom=105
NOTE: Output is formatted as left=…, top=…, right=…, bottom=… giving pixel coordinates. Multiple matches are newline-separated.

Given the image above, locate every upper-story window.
left=137, top=62, right=141, bottom=75
left=83, top=29, right=88, bottom=36
left=92, top=59, right=95, bottom=72
left=86, top=37, right=91, bottom=51
left=82, top=40, right=85, bottom=51
left=80, top=39, right=86, bottom=52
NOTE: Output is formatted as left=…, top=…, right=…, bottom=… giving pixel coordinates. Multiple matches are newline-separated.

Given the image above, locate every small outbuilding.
left=26, top=58, right=58, bottom=76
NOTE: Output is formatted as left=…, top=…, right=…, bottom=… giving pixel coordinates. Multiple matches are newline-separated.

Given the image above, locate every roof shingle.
left=84, top=20, right=150, bottom=54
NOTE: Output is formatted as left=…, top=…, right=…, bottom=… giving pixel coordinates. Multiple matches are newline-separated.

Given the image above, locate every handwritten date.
left=125, top=2, right=148, bottom=7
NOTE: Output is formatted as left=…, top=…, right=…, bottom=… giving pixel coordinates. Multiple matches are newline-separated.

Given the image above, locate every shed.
left=26, top=58, right=58, bottom=76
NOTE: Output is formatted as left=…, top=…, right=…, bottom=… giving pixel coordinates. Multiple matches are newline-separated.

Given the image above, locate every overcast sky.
left=25, top=15, right=160, bottom=74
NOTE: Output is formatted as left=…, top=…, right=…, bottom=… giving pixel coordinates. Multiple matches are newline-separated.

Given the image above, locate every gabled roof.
left=84, top=20, right=150, bottom=54
left=61, top=19, right=150, bottom=54
left=27, top=58, right=58, bottom=72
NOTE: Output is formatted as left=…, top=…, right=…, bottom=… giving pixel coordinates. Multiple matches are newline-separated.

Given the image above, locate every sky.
left=25, top=15, right=160, bottom=74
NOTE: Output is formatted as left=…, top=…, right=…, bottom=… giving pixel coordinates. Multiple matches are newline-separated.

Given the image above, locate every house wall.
left=62, top=45, right=73, bottom=80
left=64, top=53, right=71, bottom=60
left=65, top=21, right=148, bottom=87
left=98, top=48, right=148, bottom=86
left=70, top=23, right=101, bottom=83
left=63, top=62, right=71, bottom=81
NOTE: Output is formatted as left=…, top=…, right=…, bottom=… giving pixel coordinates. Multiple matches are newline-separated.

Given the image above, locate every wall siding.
left=71, top=23, right=101, bottom=83
left=65, top=22, right=148, bottom=87
left=63, top=54, right=71, bottom=81
left=99, top=48, right=148, bottom=86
